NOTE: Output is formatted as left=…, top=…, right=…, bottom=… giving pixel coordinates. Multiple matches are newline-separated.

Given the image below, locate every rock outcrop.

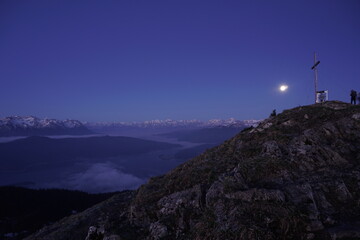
left=25, top=101, right=360, bottom=240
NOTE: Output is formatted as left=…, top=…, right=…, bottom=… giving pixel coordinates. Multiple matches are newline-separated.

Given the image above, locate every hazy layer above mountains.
left=85, top=118, right=260, bottom=129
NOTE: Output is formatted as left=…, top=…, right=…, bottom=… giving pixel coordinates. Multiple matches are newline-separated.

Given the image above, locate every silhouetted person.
left=270, top=109, right=276, bottom=117
left=350, top=90, right=357, bottom=105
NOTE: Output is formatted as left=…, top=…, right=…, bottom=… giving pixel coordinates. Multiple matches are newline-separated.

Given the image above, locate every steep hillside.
left=25, top=101, right=360, bottom=240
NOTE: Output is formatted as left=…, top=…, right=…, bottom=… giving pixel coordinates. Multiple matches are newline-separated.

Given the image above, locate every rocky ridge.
left=25, top=101, right=360, bottom=240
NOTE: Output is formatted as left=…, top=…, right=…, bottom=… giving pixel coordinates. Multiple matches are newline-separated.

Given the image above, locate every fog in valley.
left=0, top=127, right=235, bottom=193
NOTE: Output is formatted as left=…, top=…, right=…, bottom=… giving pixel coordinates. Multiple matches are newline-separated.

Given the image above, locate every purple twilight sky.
left=1, top=0, right=359, bottom=122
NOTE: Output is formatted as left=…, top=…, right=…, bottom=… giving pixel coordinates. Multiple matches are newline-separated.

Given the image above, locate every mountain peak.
left=25, top=101, right=360, bottom=240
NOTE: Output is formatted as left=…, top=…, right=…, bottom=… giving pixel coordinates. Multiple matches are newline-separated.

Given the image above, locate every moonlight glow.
left=279, top=85, right=288, bottom=92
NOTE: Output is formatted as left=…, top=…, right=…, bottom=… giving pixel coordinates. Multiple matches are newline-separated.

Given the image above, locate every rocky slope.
left=25, top=101, right=360, bottom=240
left=0, top=116, right=93, bottom=137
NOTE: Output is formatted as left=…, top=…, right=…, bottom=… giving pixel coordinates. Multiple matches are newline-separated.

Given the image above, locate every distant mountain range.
left=0, top=116, right=261, bottom=137
left=0, top=116, right=93, bottom=137
left=85, top=118, right=261, bottom=130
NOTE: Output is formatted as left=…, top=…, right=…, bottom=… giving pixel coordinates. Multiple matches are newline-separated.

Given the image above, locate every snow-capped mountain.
left=85, top=118, right=261, bottom=130
left=0, top=116, right=93, bottom=137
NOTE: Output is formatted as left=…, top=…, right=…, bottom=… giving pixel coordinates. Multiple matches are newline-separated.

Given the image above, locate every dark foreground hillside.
left=25, top=101, right=360, bottom=240
left=0, top=187, right=117, bottom=240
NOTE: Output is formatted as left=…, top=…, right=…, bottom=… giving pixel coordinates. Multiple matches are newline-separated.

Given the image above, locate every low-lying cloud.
left=44, top=162, right=145, bottom=193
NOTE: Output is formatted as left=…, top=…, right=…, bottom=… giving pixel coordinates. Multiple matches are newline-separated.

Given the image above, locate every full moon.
left=279, top=85, right=288, bottom=92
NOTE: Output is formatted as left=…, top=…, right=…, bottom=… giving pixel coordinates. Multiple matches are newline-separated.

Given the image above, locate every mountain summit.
left=25, top=101, right=360, bottom=240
